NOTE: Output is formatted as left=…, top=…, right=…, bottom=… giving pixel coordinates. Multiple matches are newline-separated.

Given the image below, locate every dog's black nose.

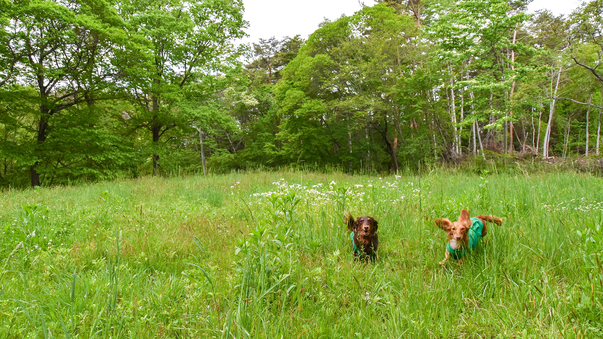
left=363, top=226, right=369, bottom=232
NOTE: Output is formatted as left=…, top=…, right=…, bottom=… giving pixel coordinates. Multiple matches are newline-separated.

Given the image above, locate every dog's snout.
left=363, top=225, right=369, bottom=232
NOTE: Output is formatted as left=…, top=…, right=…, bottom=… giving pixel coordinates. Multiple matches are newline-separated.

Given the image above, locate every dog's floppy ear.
left=344, top=211, right=355, bottom=231
left=435, top=218, right=453, bottom=231
left=371, top=218, right=378, bottom=232
left=459, top=209, right=471, bottom=227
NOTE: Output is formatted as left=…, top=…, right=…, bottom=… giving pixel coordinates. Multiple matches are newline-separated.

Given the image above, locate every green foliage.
left=117, top=0, right=247, bottom=174
left=273, top=4, right=430, bottom=171
left=2, top=0, right=603, bottom=186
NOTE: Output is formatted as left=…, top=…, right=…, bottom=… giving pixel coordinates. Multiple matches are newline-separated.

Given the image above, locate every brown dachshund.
left=434, top=209, right=503, bottom=266
left=345, top=211, right=379, bottom=260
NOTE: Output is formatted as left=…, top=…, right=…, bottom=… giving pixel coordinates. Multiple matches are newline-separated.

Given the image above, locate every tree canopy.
left=1, top=0, right=602, bottom=187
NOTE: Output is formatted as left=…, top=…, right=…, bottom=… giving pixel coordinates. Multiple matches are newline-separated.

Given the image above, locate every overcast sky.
left=241, top=0, right=582, bottom=43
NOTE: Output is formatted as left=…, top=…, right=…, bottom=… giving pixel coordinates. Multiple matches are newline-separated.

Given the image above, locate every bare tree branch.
left=572, top=56, right=603, bottom=84
left=550, top=96, right=603, bottom=109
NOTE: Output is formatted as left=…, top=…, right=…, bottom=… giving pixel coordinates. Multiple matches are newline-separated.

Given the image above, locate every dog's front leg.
left=439, top=250, right=450, bottom=267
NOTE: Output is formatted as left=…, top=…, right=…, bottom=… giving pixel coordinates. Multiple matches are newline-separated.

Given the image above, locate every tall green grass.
left=1, top=169, right=602, bottom=338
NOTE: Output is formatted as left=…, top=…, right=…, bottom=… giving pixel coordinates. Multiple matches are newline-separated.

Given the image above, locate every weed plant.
left=1, top=169, right=602, bottom=337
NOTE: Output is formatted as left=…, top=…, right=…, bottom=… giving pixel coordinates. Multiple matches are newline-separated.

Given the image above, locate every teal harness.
left=350, top=231, right=359, bottom=253
left=446, top=217, right=484, bottom=259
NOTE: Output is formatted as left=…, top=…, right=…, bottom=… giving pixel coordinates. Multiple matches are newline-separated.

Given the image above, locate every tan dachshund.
left=435, top=209, right=502, bottom=266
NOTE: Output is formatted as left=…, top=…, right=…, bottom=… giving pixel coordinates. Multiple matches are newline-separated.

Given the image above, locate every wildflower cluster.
left=541, top=198, right=603, bottom=213
left=251, top=179, right=366, bottom=206
left=249, top=177, right=420, bottom=209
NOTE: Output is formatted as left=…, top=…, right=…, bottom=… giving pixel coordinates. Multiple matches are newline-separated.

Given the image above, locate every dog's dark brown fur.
left=345, top=211, right=378, bottom=260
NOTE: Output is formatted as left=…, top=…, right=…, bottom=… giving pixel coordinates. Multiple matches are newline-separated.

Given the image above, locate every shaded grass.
left=0, top=169, right=602, bottom=338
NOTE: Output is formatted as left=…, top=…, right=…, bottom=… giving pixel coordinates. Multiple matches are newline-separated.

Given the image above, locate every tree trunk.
left=531, top=106, right=538, bottom=153
left=485, top=92, right=494, bottom=145
left=543, top=66, right=562, bottom=158
left=385, top=137, right=399, bottom=173
left=366, top=126, right=371, bottom=171
left=586, top=93, right=592, bottom=156
left=459, top=87, right=464, bottom=155
left=531, top=113, right=535, bottom=151
left=504, top=120, right=508, bottom=155
left=473, top=120, right=477, bottom=155
left=536, top=109, right=542, bottom=154
left=507, top=24, right=519, bottom=154
left=597, top=102, right=602, bottom=156
left=348, top=115, right=353, bottom=171
left=597, top=110, right=601, bottom=156
left=199, top=130, right=206, bottom=176
left=374, top=120, right=399, bottom=173
left=31, top=103, right=51, bottom=187
left=151, top=123, right=161, bottom=175
left=151, top=95, right=161, bottom=175
left=521, top=120, right=527, bottom=154
left=449, top=68, right=459, bottom=155
left=477, top=121, right=485, bottom=158
left=192, top=126, right=207, bottom=175
left=468, top=89, right=483, bottom=158
left=563, top=117, right=571, bottom=159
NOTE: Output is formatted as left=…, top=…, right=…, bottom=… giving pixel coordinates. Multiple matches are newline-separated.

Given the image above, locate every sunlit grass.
left=1, top=169, right=602, bottom=337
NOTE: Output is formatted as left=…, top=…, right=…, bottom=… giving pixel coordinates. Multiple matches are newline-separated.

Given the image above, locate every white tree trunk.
left=477, top=121, right=485, bottom=159
left=508, top=24, right=519, bottom=154
left=543, top=66, right=562, bottom=158
left=597, top=106, right=601, bottom=156
left=586, top=93, right=592, bottom=156
left=460, top=89, right=464, bottom=154
left=531, top=111, right=535, bottom=150
left=536, top=109, right=542, bottom=154
left=468, top=89, right=483, bottom=158
left=563, top=118, right=571, bottom=159
left=449, top=73, right=458, bottom=154
left=193, top=126, right=207, bottom=176
left=366, top=126, right=370, bottom=171
left=473, top=120, right=477, bottom=155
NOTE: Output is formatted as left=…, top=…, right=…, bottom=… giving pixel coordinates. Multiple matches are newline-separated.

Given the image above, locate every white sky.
left=526, top=0, right=581, bottom=16
left=241, top=0, right=363, bottom=43
left=241, top=0, right=581, bottom=43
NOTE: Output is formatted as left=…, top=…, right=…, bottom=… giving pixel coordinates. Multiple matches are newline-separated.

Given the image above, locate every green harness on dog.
left=350, top=231, right=359, bottom=253
left=446, top=217, right=484, bottom=259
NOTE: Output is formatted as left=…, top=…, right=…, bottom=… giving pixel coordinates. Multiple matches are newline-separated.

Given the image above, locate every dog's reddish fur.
left=434, top=209, right=503, bottom=265
left=345, top=211, right=379, bottom=260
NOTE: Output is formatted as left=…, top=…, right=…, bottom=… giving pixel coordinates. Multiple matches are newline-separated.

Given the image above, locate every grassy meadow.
left=1, top=168, right=603, bottom=338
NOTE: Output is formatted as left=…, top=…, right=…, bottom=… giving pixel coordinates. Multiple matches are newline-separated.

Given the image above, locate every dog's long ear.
left=435, top=218, right=453, bottom=231
left=371, top=218, right=378, bottom=232
left=459, top=209, right=471, bottom=227
left=344, top=211, right=355, bottom=231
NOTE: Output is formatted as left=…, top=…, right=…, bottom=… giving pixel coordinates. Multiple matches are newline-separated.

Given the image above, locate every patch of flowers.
left=249, top=177, right=421, bottom=209
left=251, top=179, right=366, bottom=206
left=541, top=197, right=603, bottom=213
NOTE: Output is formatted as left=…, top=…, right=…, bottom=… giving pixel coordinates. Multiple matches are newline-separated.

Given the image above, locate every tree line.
left=1, top=0, right=603, bottom=187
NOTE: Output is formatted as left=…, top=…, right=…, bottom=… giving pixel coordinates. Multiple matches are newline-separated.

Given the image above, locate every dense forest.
left=1, top=0, right=603, bottom=187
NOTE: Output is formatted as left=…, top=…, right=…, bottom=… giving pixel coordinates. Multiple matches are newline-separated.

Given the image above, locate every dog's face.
left=353, top=216, right=378, bottom=237
left=435, top=209, right=471, bottom=250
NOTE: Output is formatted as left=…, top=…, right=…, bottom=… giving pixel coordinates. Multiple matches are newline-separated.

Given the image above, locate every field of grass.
left=1, top=169, right=603, bottom=338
